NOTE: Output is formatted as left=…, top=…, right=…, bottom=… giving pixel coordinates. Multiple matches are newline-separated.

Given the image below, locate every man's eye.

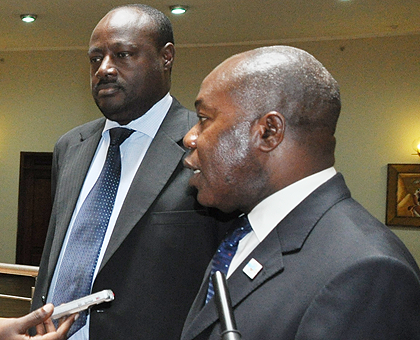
left=198, top=116, right=208, bottom=123
left=90, top=57, right=102, bottom=64
left=117, top=52, right=130, bottom=58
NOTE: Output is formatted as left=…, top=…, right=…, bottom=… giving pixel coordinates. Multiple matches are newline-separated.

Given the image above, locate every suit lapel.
left=100, top=98, right=191, bottom=270
left=48, top=120, right=104, bottom=276
left=182, top=227, right=285, bottom=340
left=182, top=174, right=351, bottom=340
left=47, top=98, right=193, bottom=281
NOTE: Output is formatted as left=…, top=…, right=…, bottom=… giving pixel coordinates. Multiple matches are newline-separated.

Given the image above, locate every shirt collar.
left=248, top=167, right=337, bottom=242
left=103, top=92, right=172, bottom=138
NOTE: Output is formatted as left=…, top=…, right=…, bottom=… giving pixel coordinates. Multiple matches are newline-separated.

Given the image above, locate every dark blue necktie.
left=206, top=215, right=252, bottom=304
left=50, top=127, right=134, bottom=336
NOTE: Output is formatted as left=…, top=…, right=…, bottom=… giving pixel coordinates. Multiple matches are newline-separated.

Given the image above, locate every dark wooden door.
left=16, top=152, right=53, bottom=265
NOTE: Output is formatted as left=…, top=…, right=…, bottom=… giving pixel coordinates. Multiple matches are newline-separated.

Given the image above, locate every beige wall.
left=1, top=33, right=419, bottom=264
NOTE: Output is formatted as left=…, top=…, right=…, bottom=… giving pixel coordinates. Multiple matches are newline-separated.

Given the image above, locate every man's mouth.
left=183, top=156, right=200, bottom=174
left=96, top=83, right=122, bottom=96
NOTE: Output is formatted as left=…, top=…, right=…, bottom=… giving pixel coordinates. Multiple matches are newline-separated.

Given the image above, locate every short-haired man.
left=32, top=5, right=221, bottom=340
left=182, top=45, right=420, bottom=340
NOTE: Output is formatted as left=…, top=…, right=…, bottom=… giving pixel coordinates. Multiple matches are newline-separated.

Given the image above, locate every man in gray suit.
left=182, top=45, right=420, bottom=339
left=32, top=4, right=221, bottom=340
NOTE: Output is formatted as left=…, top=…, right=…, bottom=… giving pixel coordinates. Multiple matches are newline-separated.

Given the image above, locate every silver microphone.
left=212, top=271, right=242, bottom=340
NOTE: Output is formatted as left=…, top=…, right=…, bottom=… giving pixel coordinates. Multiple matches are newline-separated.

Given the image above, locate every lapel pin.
left=242, top=258, right=263, bottom=279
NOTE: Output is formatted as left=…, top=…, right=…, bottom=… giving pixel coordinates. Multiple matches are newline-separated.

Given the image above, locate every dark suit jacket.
left=182, top=174, right=420, bottom=340
left=32, top=99, right=222, bottom=339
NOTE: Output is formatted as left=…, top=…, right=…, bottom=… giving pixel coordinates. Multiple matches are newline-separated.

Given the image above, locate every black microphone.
left=211, top=271, right=242, bottom=340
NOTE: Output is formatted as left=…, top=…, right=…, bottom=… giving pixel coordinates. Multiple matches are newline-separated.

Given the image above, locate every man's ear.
left=162, top=42, right=175, bottom=70
left=254, top=111, right=285, bottom=152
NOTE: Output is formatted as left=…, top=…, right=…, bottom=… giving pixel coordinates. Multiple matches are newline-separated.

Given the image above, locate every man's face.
left=88, top=9, right=168, bottom=125
left=183, top=71, right=263, bottom=213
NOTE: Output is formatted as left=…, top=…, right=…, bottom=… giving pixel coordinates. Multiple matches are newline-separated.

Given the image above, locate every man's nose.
left=183, top=125, right=198, bottom=150
left=95, top=56, right=117, bottom=79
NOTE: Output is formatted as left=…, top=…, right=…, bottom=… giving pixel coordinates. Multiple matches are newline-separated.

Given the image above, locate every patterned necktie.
left=50, top=127, right=134, bottom=336
left=206, top=215, right=252, bottom=304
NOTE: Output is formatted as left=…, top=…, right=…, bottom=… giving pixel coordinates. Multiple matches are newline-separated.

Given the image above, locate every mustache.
left=94, top=79, right=124, bottom=92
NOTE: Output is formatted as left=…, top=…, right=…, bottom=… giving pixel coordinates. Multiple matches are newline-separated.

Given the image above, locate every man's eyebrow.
left=88, top=47, right=102, bottom=55
left=195, top=100, right=215, bottom=113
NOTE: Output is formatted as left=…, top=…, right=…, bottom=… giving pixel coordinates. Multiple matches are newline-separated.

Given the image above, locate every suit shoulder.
left=296, top=255, right=420, bottom=339
left=314, top=196, right=419, bottom=271
left=160, top=98, right=197, bottom=142
left=55, top=117, right=105, bottom=149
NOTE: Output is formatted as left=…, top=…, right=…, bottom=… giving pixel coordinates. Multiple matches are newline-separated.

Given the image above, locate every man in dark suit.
left=31, top=4, right=220, bottom=340
left=182, top=45, right=420, bottom=339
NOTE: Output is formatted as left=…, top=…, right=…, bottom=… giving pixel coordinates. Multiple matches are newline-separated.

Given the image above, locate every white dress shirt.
left=227, top=167, right=337, bottom=278
left=48, top=93, right=173, bottom=340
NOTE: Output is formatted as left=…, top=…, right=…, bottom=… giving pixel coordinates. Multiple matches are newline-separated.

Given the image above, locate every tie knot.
left=223, top=215, right=252, bottom=249
left=109, top=128, right=134, bottom=147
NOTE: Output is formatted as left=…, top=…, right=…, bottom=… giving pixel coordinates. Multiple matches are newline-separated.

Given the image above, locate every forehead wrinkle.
left=88, top=41, right=138, bottom=55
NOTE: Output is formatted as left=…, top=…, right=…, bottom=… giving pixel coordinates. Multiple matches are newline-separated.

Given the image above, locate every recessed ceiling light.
left=20, top=14, right=37, bottom=23
left=170, top=5, right=188, bottom=15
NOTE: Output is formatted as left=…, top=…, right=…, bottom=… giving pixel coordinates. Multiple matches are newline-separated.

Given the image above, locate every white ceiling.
left=1, top=0, right=419, bottom=51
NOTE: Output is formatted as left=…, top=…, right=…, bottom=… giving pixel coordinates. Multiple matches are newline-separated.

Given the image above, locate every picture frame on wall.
left=386, top=164, right=420, bottom=227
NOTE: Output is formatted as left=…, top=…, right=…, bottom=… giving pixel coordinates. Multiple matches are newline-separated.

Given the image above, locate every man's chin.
left=196, top=191, right=211, bottom=209
left=196, top=193, right=234, bottom=214
left=97, top=107, right=133, bottom=125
